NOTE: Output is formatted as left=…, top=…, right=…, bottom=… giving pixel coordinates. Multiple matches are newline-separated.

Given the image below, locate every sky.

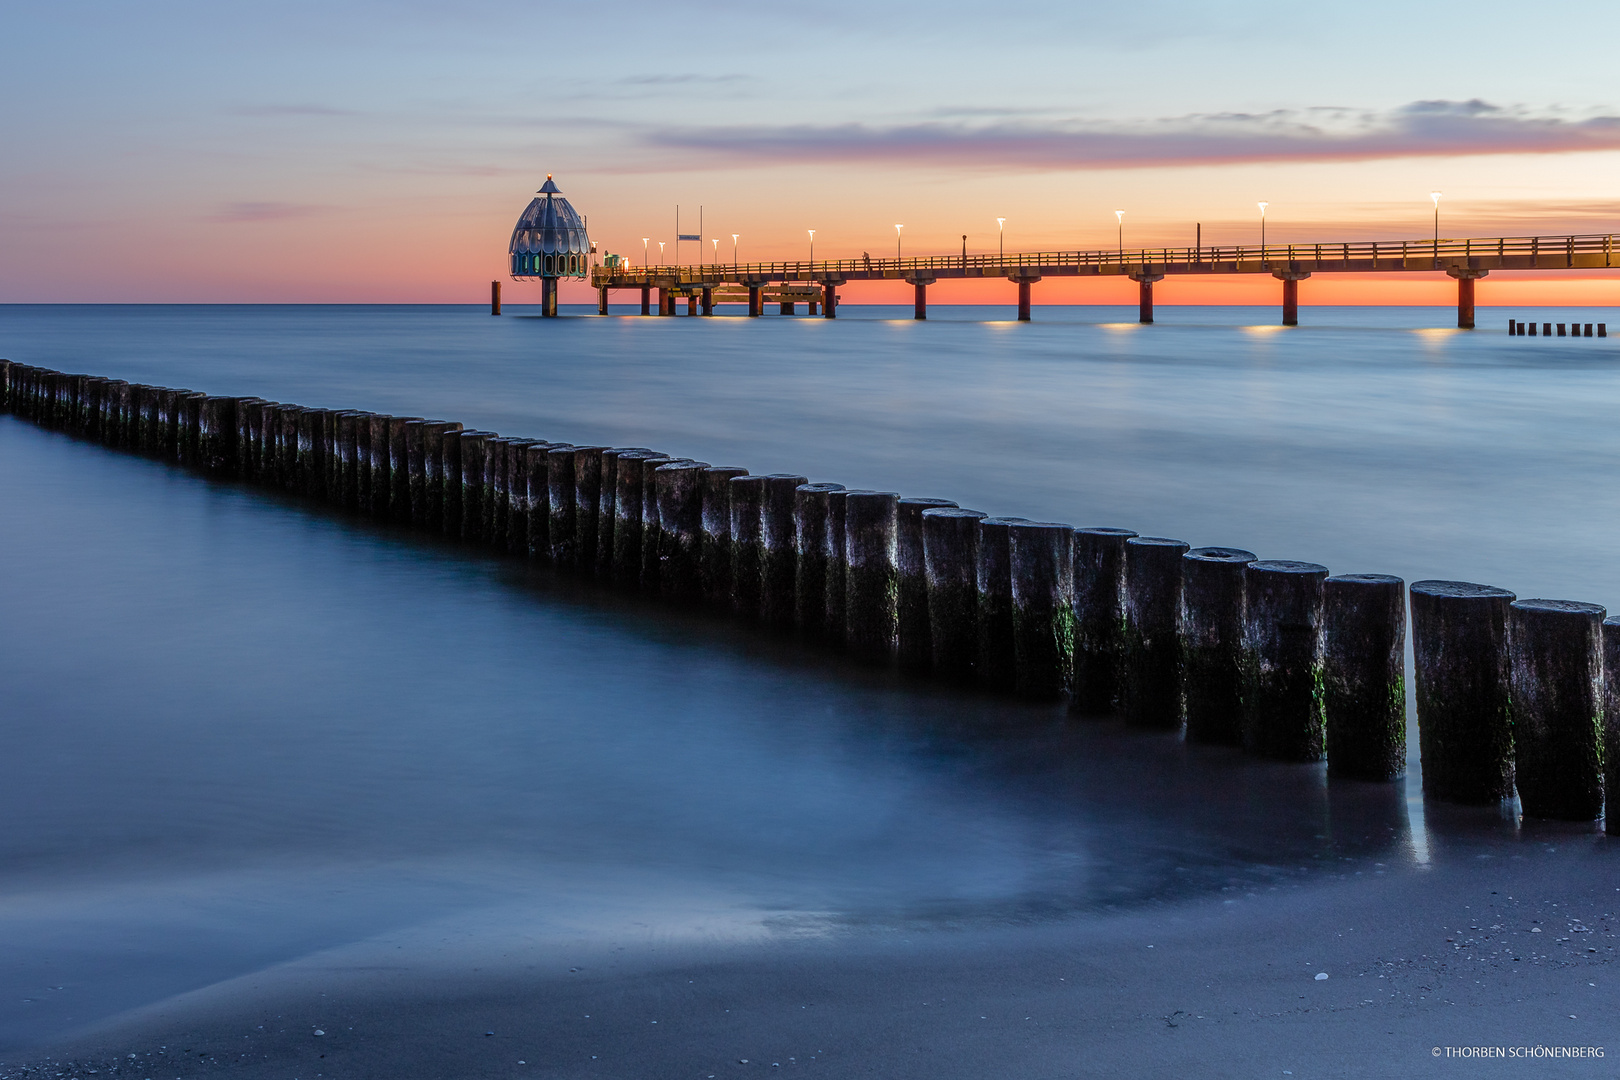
left=3, top=0, right=1619, bottom=305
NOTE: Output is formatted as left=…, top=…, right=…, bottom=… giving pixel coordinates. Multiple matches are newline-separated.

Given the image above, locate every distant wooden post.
left=491, top=280, right=501, bottom=316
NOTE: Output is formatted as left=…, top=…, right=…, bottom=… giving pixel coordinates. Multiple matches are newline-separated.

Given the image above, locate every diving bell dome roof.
left=509, top=175, right=590, bottom=259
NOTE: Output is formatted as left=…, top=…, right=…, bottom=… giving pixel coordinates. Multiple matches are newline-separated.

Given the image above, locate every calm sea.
left=0, top=302, right=1615, bottom=1049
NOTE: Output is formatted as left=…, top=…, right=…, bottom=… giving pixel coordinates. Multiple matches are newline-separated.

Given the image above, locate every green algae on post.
left=1181, top=547, right=1256, bottom=745
left=1323, top=574, right=1407, bottom=781
left=1071, top=527, right=1138, bottom=716
left=1009, top=521, right=1076, bottom=701
left=1409, top=580, right=1515, bottom=805
left=1242, top=560, right=1329, bottom=762
left=1122, top=536, right=1189, bottom=730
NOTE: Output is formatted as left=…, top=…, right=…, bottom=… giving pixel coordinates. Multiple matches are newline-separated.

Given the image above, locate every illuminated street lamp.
left=808, top=229, right=815, bottom=263
left=895, top=223, right=904, bottom=261
left=1431, top=191, right=1442, bottom=251
left=658, top=241, right=665, bottom=264
left=642, top=237, right=649, bottom=267
left=1258, top=202, right=1269, bottom=251
left=1114, top=210, right=1124, bottom=257
left=712, top=238, right=719, bottom=266
left=996, top=217, right=1005, bottom=260
left=732, top=233, right=739, bottom=268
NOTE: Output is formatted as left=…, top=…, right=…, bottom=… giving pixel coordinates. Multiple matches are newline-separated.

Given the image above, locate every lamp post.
left=1431, top=191, right=1442, bottom=254
left=808, top=229, right=815, bottom=264
left=1114, top=210, right=1124, bottom=258
left=712, top=238, right=719, bottom=266
left=658, top=241, right=665, bottom=265
left=1257, top=202, right=1270, bottom=253
left=642, top=237, right=649, bottom=267
left=895, top=223, right=903, bottom=261
left=732, top=233, right=739, bottom=268
left=996, top=217, right=1005, bottom=260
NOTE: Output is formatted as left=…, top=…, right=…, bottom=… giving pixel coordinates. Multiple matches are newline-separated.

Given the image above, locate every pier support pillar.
left=777, top=301, right=791, bottom=315
left=640, top=286, right=651, bottom=316
left=1448, top=268, right=1488, bottom=330
left=1131, top=273, right=1163, bottom=324
left=1273, top=270, right=1311, bottom=326
left=597, top=286, right=608, bottom=316
left=745, top=282, right=764, bottom=317
left=1009, top=272, right=1041, bottom=321
left=686, top=295, right=698, bottom=316
left=701, top=287, right=713, bottom=316
left=906, top=275, right=935, bottom=320
left=491, top=280, right=502, bottom=316
left=657, top=288, right=672, bottom=316
left=540, top=278, right=558, bottom=317
left=821, top=278, right=845, bottom=319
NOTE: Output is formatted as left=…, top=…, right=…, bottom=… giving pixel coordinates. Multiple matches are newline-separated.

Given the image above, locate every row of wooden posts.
left=2, top=359, right=1614, bottom=827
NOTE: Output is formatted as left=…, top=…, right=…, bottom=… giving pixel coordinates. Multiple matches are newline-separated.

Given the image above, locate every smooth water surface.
left=1, top=303, right=1615, bottom=1051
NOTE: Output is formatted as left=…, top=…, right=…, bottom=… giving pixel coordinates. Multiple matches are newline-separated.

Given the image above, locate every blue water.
left=0, top=303, right=1615, bottom=1051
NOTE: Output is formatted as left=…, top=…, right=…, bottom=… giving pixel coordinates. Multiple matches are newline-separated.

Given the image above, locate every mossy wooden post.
left=729, top=475, right=769, bottom=619
left=388, top=417, right=422, bottom=520
left=1510, top=598, right=1606, bottom=820
left=793, top=483, right=845, bottom=636
left=367, top=415, right=392, bottom=515
left=127, top=384, right=151, bottom=452
left=608, top=451, right=656, bottom=582
left=458, top=431, right=491, bottom=543
left=640, top=455, right=686, bottom=590
left=546, top=444, right=577, bottom=563
left=845, top=491, right=900, bottom=662
left=1409, top=580, right=1516, bottom=804
left=1242, top=560, right=1329, bottom=761
left=323, top=410, right=343, bottom=501
left=1071, top=527, right=1138, bottom=715
left=761, top=474, right=809, bottom=629
left=437, top=424, right=462, bottom=537
left=1009, top=522, right=1076, bottom=700
left=157, top=387, right=184, bottom=461
left=700, top=466, right=748, bottom=605
left=656, top=461, right=710, bottom=602
left=524, top=442, right=553, bottom=559
left=335, top=412, right=361, bottom=509
left=483, top=438, right=511, bottom=545
left=83, top=378, right=108, bottom=446
left=1323, top=574, right=1407, bottom=780
left=180, top=392, right=208, bottom=470
left=104, top=380, right=130, bottom=449
left=297, top=408, right=327, bottom=497
left=975, top=517, right=1030, bottom=693
left=924, top=508, right=987, bottom=681
left=1122, top=536, right=1189, bottom=729
left=1182, top=547, right=1256, bottom=745
left=1603, top=617, right=1620, bottom=835
left=824, top=490, right=853, bottom=648
left=502, top=439, right=539, bottom=554
left=423, top=421, right=463, bottom=530
left=570, top=446, right=608, bottom=572
left=897, top=497, right=959, bottom=670
left=233, top=397, right=266, bottom=478
left=403, top=420, right=432, bottom=525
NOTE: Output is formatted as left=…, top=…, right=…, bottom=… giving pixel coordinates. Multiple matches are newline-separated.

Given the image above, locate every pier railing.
left=594, top=233, right=1619, bottom=285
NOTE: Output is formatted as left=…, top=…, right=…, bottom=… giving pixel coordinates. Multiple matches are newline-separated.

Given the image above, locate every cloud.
left=207, top=202, right=332, bottom=223
left=641, top=100, right=1620, bottom=171
left=615, top=73, right=752, bottom=86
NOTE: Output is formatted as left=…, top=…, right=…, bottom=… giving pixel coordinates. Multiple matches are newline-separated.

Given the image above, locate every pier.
left=588, top=232, right=1620, bottom=329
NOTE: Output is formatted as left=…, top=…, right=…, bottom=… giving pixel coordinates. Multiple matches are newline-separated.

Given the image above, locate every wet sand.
left=7, top=832, right=1615, bottom=1080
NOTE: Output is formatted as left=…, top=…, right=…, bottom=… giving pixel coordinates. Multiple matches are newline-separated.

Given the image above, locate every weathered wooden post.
left=484, top=438, right=513, bottom=545
left=793, top=482, right=845, bottom=636
left=1009, top=521, right=1076, bottom=700
left=334, top=412, right=362, bottom=509
left=1181, top=547, right=1256, bottom=745
left=523, top=442, right=552, bottom=558
left=436, top=424, right=462, bottom=536
left=546, top=444, right=577, bottom=562
left=571, top=446, right=608, bottom=572
left=655, top=460, right=710, bottom=602
left=1071, top=527, right=1138, bottom=715
left=297, top=408, right=328, bottom=497
left=1409, top=580, right=1516, bottom=804
left=923, top=508, right=987, bottom=680
left=1323, top=574, right=1407, bottom=781
left=180, top=392, right=208, bottom=469
left=388, top=417, right=423, bottom=519
left=609, top=451, right=660, bottom=582
left=1122, top=536, right=1189, bottom=729
left=641, top=455, right=687, bottom=590
left=1509, top=598, right=1605, bottom=820
left=897, top=497, right=959, bottom=670
left=823, top=490, right=853, bottom=648
left=701, top=466, right=749, bottom=604
left=1604, top=617, right=1620, bottom=835
left=761, top=474, right=810, bottom=628
left=455, top=431, right=489, bottom=542
left=1242, top=560, right=1329, bottom=761
left=845, top=491, right=901, bottom=662
left=975, top=516, right=1030, bottom=693
left=729, top=474, right=769, bottom=618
